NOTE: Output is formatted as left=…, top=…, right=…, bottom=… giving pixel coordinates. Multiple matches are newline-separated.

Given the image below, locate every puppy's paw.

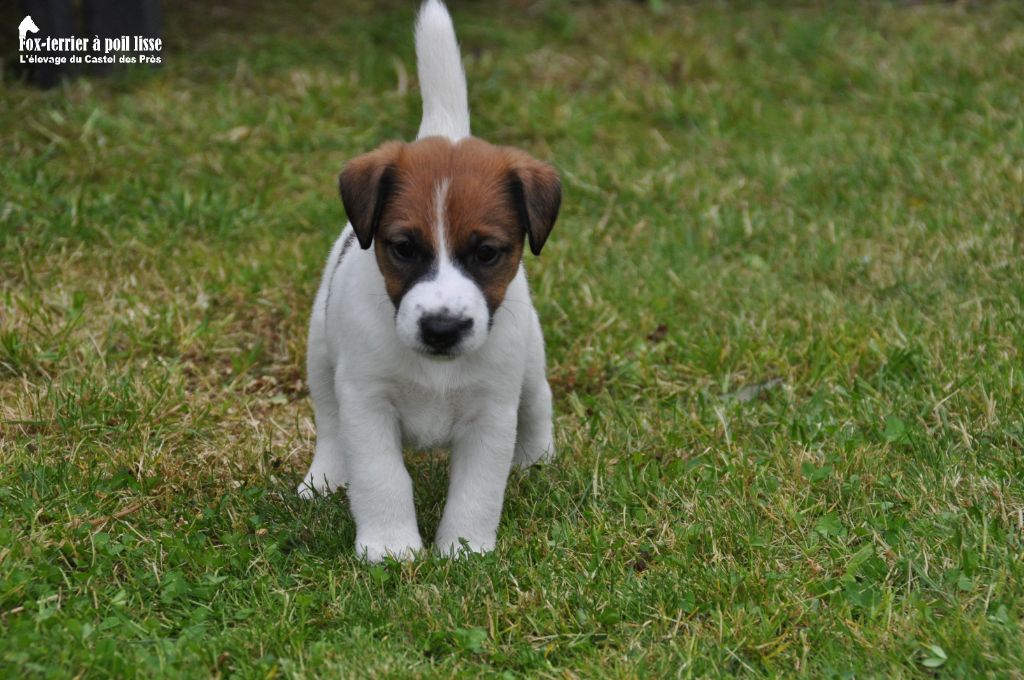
left=356, top=532, right=424, bottom=563
left=512, top=440, right=556, bottom=470
left=434, top=533, right=495, bottom=559
left=296, top=471, right=346, bottom=500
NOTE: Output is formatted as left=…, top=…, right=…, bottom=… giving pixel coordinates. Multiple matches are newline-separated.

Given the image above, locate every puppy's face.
left=339, top=137, right=561, bottom=358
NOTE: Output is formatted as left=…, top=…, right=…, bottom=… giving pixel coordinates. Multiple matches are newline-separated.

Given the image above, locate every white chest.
left=393, top=384, right=464, bottom=449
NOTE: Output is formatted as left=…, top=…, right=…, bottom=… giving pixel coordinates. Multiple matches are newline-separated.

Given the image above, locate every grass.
left=2, top=0, right=1024, bottom=676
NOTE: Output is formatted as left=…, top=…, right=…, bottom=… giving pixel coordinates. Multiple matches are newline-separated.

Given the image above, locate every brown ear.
left=338, top=141, right=404, bottom=249
left=507, top=150, right=561, bottom=256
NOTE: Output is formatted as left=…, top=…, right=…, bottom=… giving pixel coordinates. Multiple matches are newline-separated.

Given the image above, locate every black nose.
left=419, top=314, right=473, bottom=352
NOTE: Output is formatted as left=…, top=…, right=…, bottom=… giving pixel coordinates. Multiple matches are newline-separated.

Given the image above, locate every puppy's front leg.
left=435, top=400, right=518, bottom=557
left=339, top=385, right=423, bottom=562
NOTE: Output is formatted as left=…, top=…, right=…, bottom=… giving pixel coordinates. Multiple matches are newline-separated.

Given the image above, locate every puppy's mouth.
left=414, top=338, right=471, bottom=360
left=418, top=346, right=462, bottom=360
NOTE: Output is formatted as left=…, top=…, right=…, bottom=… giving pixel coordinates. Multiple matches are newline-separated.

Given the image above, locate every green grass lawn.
left=2, top=0, right=1024, bottom=676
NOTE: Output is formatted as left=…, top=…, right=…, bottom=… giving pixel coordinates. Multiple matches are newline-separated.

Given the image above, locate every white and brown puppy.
left=298, top=0, right=561, bottom=562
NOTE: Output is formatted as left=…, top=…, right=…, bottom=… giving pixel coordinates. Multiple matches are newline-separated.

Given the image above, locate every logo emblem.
left=18, top=16, right=39, bottom=43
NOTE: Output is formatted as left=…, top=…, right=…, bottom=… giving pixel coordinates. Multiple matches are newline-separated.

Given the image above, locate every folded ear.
left=506, top=150, right=562, bottom=256
left=339, top=141, right=404, bottom=249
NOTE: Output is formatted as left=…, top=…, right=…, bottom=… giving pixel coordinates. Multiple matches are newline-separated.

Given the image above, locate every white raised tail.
left=414, top=0, right=470, bottom=141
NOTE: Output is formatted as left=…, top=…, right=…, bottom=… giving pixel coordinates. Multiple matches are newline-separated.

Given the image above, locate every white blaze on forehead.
left=434, top=179, right=451, bottom=264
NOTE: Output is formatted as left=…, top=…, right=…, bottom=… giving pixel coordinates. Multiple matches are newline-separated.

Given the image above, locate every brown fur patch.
left=338, top=136, right=561, bottom=311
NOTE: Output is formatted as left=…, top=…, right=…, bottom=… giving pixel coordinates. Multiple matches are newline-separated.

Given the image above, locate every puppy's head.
left=339, top=137, right=560, bottom=358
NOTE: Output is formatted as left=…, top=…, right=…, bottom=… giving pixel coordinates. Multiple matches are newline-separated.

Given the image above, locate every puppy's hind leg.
left=298, top=324, right=347, bottom=499
left=512, top=335, right=556, bottom=469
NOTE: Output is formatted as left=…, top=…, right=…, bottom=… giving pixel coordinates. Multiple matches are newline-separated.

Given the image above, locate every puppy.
left=298, top=0, right=561, bottom=562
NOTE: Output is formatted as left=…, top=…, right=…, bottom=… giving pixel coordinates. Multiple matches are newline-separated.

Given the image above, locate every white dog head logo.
left=19, top=16, right=39, bottom=43
left=339, top=136, right=561, bottom=358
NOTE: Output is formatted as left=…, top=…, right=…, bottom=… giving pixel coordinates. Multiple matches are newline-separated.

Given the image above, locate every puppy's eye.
left=389, top=240, right=418, bottom=262
left=476, top=244, right=500, bottom=265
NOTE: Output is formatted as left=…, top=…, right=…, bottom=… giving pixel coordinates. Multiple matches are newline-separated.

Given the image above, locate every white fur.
left=415, top=0, right=470, bottom=140
left=298, top=0, right=555, bottom=562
